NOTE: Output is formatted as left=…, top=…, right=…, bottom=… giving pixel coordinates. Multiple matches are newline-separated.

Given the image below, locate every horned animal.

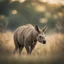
left=13, top=24, right=47, bottom=54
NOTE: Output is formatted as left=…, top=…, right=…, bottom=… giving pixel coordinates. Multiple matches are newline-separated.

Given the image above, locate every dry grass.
left=0, top=31, right=14, bottom=54
left=0, top=31, right=64, bottom=64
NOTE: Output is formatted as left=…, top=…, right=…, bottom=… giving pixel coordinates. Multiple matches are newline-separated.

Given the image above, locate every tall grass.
left=0, top=31, right=64, bottom=63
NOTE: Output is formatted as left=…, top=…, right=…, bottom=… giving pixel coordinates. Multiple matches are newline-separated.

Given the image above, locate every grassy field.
left=0, top=31, right=64, bottom=64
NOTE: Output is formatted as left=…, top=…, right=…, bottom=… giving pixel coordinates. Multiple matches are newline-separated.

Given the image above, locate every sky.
left=11, top=0, right=64, bottom=5
left=42, top=0, right=64, bottom=5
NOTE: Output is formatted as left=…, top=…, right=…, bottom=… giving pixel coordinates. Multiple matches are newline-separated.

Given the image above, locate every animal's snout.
left=43, top=40, right=46, bottom=44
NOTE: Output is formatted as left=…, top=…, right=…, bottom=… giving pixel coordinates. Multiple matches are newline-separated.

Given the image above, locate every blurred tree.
left=0, top=15, right=8, bottom=32
left=0, top=0, right=10, bottom=16
left=0, top=0, right=64, bottom=33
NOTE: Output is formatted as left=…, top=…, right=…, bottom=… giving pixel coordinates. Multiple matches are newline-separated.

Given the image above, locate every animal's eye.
left=39, top=36, right=44, bottom=39
left=39, top=36, right=43, bottom=39
left=39, top=36, right=42, bottom=38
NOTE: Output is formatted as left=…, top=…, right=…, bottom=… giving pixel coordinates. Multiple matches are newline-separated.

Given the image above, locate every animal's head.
left=35, top=25, right=47, bottom=44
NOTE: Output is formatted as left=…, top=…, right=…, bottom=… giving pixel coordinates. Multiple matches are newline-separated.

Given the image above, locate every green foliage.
left=0, top=0, right=64, bottom=32
left=0, top=15, right=8, bottom=32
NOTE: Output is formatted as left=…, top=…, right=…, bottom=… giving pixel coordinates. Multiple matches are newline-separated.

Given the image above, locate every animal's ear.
left=35, top=25, right=40, bottom=33
left=42, top=25, right=48, bottom=32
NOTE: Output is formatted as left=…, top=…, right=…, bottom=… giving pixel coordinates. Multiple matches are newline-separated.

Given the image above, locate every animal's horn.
left=42, top=25, right=48, bottom=32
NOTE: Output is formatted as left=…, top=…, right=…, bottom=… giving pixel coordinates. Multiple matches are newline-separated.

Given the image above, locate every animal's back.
left=14, top=24, right=36, bottom=45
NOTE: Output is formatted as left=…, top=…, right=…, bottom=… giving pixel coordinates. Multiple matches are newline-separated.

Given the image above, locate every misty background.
left=0, top=0, right=64, bottom=64
left=0, top=0, right=64, bottom=32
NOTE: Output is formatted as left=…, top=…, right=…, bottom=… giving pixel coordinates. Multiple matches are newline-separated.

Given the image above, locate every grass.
left=0, top=30, right=64, bottom=64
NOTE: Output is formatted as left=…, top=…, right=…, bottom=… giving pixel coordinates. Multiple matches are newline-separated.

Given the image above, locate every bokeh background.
left=0, top=0, right=64, bottom=64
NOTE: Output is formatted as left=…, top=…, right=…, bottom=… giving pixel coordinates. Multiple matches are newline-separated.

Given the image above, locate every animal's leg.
left=13, top=38, right=19, bottom=54
left=25, top=45, right=31, bottom=54
left=30, top=43, right=36, bottom=54
left=13, top=47, right=18, bottom=54
left=19, top=45, right=24, bottom=55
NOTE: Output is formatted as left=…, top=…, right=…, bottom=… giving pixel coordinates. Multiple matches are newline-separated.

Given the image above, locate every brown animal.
left=13, top=24, right=47, bottom=54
